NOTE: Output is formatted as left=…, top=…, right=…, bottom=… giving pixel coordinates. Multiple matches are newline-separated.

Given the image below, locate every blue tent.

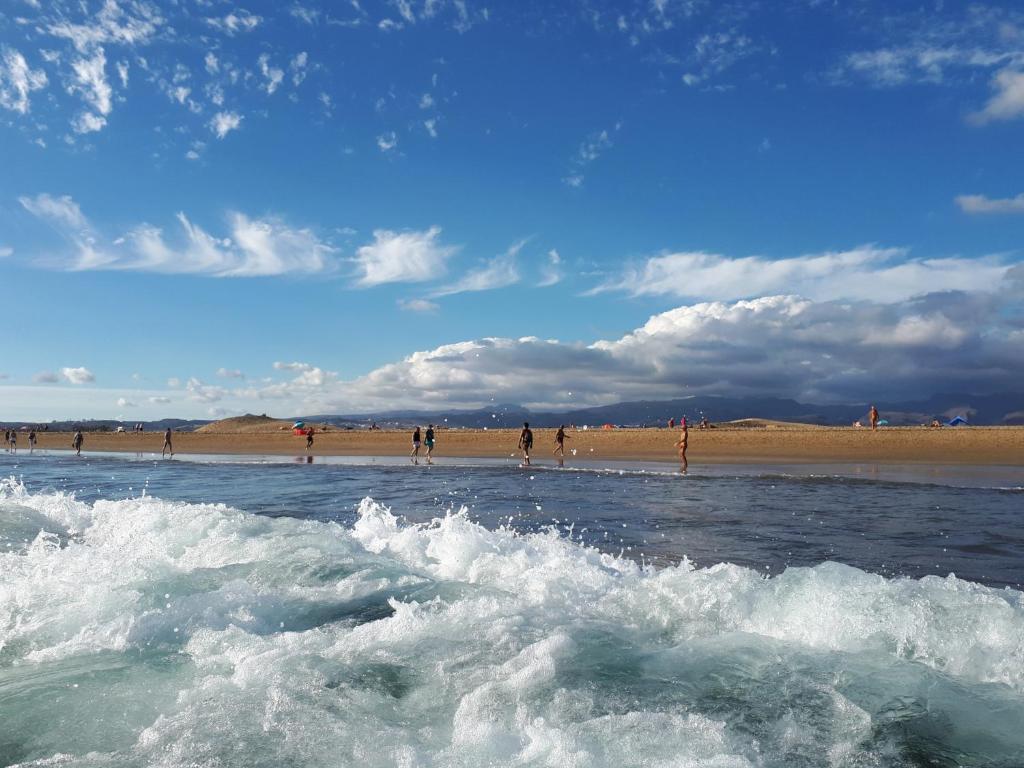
left=946, top=415, right=969, bottom=426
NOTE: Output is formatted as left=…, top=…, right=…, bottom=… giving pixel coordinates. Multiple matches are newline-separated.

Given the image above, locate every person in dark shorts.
left=28, top=429, right=36, bottom=453
left=306, top=427, right=315, bottom=452
left=424, top=424, right=436, bottom=464
left=8, top=430, right=15, bottom=454
left=518, top=422, right=533, bottom=465
left=162, top=428, right=174, bottom=457
left=72, top=429, right=84, bottom=455
left=410, top=426, right=421, bottom=463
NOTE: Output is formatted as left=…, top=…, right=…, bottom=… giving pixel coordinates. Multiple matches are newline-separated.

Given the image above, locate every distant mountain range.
left=5, top=392, right=1022, bottom=431
left=305, top=391, right=1024, bottom=428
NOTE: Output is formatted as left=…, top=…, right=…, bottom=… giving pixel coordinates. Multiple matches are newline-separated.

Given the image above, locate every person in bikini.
left=410, top=426, right=421, bottom=463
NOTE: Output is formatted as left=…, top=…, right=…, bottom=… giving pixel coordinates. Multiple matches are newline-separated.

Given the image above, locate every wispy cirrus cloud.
left=588, top=245, right=1016, bottom=304
left=431, top=239, right=524, bottom=297
left=20, top=193, right=338, bottom=277
left=353, top=226, right=458, bottom=286
left=563, top=125, right=619, bottom=188
left=205, top=10, right=263, bottom=36
left=956, top=192, right=1024, bottom=214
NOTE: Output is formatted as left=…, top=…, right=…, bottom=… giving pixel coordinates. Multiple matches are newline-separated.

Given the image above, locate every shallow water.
left=1, top=452, right=1022, bottom=767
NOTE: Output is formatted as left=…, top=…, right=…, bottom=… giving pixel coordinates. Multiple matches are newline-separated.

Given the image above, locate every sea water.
left=0, top=452, right=1022, bottom=766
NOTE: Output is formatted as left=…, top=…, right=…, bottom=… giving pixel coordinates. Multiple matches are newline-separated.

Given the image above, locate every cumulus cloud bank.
left=199, top=270, right=1024, bottom=412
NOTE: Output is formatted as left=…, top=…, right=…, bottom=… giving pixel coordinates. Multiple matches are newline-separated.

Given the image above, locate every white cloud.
left=258, top=53, right=284, bottom=94
left=217, top=367, right=245, bottom=379
left=432, top=239, right=524, bottom=297
left=290, top=52, right=308, bottom=86
left=274, top=361, right=313, bottom=372
left=61, top=366, right=95, bottom=385
left=398, top=298, right=440, bottom=312
left=0, top=246, right=12, bottom=258
left=538, top=248, right=563, bottom=287
left=354, top=226, right=457, bottom=286
left=376, top=131, right=398, bottom=152
left=563, top=125, right=619, bottom=187
left=424, top=118, right=438, bottom=138
left=334, top=281, right=1024, bottom=409
left=186, top=377, right=227, bottom=403
left=205, top=10, right=262, bottom=36
left=419, top=92, right=434, bottom=109
left=209, top=111, right=243, bottom=139
left=116, top=397, right=136, bottom=407
left=72, top=111, right=107, bottom=133
left=33, top=371, right=59, bottom=384
left=22, top=195, right=338, bottom=277
left=19, top=193, right=88, bottom=229
left=956, top=192, right=1024, bottom=214
left=971, top=67, right=1024, bottom=124
left=69, top=48, right=113, bottom=123
left=590, top=245, right=1014, bottom=303
left=149, top=396, right=171, bottom=404
left=48, top=1, right=164, bottom=52
left=290, top=4, right=321, bottom=25
left=0, top=47, right=48, bottom=114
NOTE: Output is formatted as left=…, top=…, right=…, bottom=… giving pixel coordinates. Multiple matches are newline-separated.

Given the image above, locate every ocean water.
left=1, top=452, right=1022, bottom=767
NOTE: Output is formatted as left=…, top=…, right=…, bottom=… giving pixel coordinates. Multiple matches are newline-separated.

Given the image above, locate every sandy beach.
left=25, top=426, right=1024, bottom=465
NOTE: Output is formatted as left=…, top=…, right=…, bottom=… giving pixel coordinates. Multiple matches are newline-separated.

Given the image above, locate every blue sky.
left=1, top=0, right=1022, bottom=421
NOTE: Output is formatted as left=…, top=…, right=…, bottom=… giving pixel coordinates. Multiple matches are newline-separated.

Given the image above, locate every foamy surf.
left=1, top=478, right=1023, bottom=767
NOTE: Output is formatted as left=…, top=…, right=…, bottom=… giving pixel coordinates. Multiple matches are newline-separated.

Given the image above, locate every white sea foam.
left=1, top=479, right=1023, bottom=766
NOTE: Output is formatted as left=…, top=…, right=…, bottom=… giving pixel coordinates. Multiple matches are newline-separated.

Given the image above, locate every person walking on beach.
left=8, top=430, right=15, bottom=454
left=162, top=428, right=173, bottom=458
left=553, top=425, right=568, bottom=457
left=28, top=429, right=36, bottom=453
left=869, top=405, right=880, bottom=431
left=306, top=427, right=314, bottom=452
left=72, top=429, right=83, bottom=455
left=674, top=417, right=688, bottom=472
left=410, top=426, right=421, bottom=463
left=424, top=424, right=435, bottom=464
left=518, top=422, right=534, bottom=466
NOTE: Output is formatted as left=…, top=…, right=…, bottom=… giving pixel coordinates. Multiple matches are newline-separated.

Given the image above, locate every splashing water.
left=1, top=477, right=1023, bottom=767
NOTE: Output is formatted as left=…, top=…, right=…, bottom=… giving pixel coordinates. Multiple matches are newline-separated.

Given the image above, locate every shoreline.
left=17, top=426, right=1024, bottom=466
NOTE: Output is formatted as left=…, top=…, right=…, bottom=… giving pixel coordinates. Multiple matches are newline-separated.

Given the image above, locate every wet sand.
left=25, top=426, right=1024, bottom=465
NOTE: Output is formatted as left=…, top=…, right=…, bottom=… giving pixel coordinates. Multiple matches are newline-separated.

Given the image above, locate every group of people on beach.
left=3, top=428, right=38, bottom=454
left=409, top=424, right=437, bottom=464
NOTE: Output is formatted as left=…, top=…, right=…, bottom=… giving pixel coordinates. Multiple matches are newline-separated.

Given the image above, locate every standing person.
left=410, top=426, right=421, bottom=463
left=162, top=428, right=173, bottom=457
left=518, top=422, right=533, bottom=466
left=306, top=427, right=314, bottom=452
left=424, top=424, right=435, bottom=464
left=674, top=417, right=689, bottom=472
left=28, top=429, right=36, bottom=453
left=72, top=429, right=83, bottom=455
left=553, top=425, right=568, bottom=458
left=8, top=430, right=15, bottom=454
left=869, top=405, right=880, bottom=431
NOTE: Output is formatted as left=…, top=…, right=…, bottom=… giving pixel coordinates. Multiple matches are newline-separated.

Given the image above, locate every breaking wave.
left=1, top=477, right=1022, bottom=767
